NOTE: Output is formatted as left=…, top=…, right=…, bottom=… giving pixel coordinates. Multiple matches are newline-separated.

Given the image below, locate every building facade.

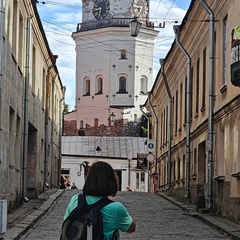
left=65, top=0, right=158, bottom=130
left=61, top=136, right=149, bottom=192
left=0, top=0, right=64, bottom=211
left=147, top=0, right=240, bottom=223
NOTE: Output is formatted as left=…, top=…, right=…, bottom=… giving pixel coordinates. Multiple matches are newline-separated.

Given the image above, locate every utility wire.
left=36, top=0, right=81, bottom=9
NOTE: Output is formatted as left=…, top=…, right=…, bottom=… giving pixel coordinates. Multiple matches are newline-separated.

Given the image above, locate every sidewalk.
left=3, top=189, right=240, bottom=240
left=157, top=192, right=240, bottom=240
left=4, top=189, right=64, bottom=240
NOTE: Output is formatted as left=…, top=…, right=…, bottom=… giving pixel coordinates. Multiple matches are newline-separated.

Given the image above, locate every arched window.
left=84, top=79, right=90, bottom=96
left=140, top=76, right=147, bottom=94
left=118, top=76, right=127, bottom=93
left=80, top=120, right=84, bottom=129
left=96, top=77, right=103, bottom=94
left=120, top=50, right=127, bottom=59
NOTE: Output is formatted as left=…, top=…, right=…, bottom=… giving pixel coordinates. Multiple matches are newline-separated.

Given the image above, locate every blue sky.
left=36, top=0, right=192, bottom=110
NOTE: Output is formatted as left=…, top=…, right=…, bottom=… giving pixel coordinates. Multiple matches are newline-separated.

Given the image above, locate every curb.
left=4, top=189, right=64, bottom=240
left=157, top=192, right=240, bottom=240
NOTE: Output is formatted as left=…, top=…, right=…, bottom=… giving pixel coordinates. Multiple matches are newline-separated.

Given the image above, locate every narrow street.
left=18, top=190, right=230, bottom=240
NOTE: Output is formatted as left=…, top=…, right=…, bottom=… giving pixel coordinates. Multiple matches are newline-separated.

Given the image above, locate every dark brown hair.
left=83, top=161, right=117, bottom=196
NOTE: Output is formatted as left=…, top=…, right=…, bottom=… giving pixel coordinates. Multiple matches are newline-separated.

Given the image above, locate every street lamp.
left=129, top=17, right=165, bottom=37
left=109, top=112, right=115, bottom=122
left=129, top=17, right=142, bottom=37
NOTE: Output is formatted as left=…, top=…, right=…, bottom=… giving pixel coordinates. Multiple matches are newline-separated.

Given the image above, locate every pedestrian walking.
left=63, top=161, right=136, bottom=239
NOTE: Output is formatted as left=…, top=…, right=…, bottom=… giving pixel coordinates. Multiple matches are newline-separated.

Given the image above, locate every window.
left=32, top=45, right=36, bottom=94
left=42, top=68, right=46, bottom=109
left=118, top=76, right=127, bottom=93
left=84, top=79, right=90, bottom=96
left=18, top=11, right=23, bottom=70
left=140, top=76, right=147, bottom=94
left=165, top=106, right=168, bottom=143
left=12, top=0, right=18, bottom=58
left=134, top=114, right=137, bottom=122
left=175, top=90, right=178, bottom=133
left=120, top=50, right=127, bottom=59
left=180, top=83, right=182, bottom=128
left=96, top=77, right=103, bottom=94
left=223, top=15, right=228, bottom=86
left=190, top=67, right=193, bottom=119
left=80, top=120, right=84, bottom=129
left=136, top=172, right=145, bottom=191
left=184, top=77, right=187, bottom=124
left=202, top=48, right=206, bottom=108
left=196, top=58, right=200, bottom=114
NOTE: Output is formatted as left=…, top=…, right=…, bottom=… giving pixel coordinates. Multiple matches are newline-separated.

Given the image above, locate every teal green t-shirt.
left=64, top=195, right=133, bottom=240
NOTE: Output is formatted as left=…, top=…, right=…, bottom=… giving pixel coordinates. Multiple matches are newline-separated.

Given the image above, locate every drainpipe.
left=159, top=59, right=173, bottom=190
left=44, top=69, right=53, bottom=189
left=140, top=105, right=150, bottom=192
left=22, top=16, right=32, bottom=202
left=0, top=0, right=4, bottom=164
left=58, top=87, right=65, bottom=186
left=147, top=92, right=158, bottom=172
left=199, top=0, right=215, bottom=211
left=173, top=25, right=192, bottom=199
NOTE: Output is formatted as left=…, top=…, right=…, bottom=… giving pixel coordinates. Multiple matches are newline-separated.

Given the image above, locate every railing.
left=75, top=18, right=154, bottom=32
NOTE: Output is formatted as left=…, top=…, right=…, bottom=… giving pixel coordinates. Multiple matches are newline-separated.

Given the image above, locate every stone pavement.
left=157, top=192, right=240, bottom=240
left=2, top=189, right=240, bottom=240
left=4, top=189, right=64, bottom=240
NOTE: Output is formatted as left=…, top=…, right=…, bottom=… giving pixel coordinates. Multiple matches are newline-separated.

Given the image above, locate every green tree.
left=63, top=103, right=69, bottom=114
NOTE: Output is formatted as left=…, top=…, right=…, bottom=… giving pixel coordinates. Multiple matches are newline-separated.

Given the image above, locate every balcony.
left=75, top=18, right=154, bottom=32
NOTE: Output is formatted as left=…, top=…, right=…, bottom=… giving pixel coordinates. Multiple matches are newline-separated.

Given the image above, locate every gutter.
left=173, top=25, right=192, bottom=199
left=58, top=87, right=65, bottom=186
left=199, top=0, right=215, bottom=211
left=159, top=59, right=173, bottom=190
left=0, top=0, right=4, bottom=164
left=22, top=16, right=32, bottom=202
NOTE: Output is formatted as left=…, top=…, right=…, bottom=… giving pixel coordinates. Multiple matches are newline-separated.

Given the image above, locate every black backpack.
left=60, top=194, right=114, bottom=240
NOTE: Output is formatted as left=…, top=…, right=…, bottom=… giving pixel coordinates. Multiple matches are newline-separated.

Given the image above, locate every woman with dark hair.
left=63, top=161, right=136, bottom=239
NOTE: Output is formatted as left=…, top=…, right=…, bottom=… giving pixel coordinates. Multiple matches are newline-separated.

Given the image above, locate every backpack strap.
left=78, top=194, right=113, bottom=209
left=78, top=194, right=86, bottom=208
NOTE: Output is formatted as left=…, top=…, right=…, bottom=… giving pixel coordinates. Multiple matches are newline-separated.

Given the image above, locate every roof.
left=62, top=136, right=148, bottom=159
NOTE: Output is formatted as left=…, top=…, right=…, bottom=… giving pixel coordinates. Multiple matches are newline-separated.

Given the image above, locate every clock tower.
left=69, top=0, right=158, bottom=129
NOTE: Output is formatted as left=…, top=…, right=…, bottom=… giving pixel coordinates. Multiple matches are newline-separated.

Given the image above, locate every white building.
left=65, top=0, right=158, bottom=128
left=61, top=136, right=150, bottom=192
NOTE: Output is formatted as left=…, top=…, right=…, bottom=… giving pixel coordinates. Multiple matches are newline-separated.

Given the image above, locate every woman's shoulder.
left=105, top=200, right=127, bottom=212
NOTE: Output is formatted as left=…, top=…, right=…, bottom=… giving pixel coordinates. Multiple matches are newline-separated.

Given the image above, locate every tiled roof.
left=62, top=136, right=148, bottom=159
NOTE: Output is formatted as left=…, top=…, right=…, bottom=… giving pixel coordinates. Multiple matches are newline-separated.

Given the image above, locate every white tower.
left=72, top=0, right=158, bottom=128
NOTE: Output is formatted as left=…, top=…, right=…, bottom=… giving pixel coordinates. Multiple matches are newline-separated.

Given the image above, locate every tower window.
left=96, top=77, right=103, bottom=94
left=120, top=50, right=127, bottom=59
left=84, top=79, right=90, bottom=96
left=140, top=76, right=147, bottom=94
left=118, top=76, right=127, bottom=93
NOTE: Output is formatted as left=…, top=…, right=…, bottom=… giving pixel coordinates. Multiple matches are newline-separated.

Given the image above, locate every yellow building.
left=147, top=0, right=240, bottom=222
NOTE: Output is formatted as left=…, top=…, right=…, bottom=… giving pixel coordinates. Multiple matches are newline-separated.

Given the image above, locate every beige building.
left=0, top=0, right=65, bottom=212
left=147, top=0, right=240, bottom=222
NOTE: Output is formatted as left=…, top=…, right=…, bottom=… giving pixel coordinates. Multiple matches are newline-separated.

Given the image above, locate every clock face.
left=133, top=0, right=148, bottom=18
left=93, top=0, right=110, bottom=20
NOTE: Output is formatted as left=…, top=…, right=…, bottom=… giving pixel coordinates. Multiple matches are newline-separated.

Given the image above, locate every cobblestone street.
left=17, top=190, right=231, bottom=240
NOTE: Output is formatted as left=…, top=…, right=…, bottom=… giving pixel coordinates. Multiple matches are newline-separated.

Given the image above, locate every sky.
left=36, top=0, right=192, bottom=111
